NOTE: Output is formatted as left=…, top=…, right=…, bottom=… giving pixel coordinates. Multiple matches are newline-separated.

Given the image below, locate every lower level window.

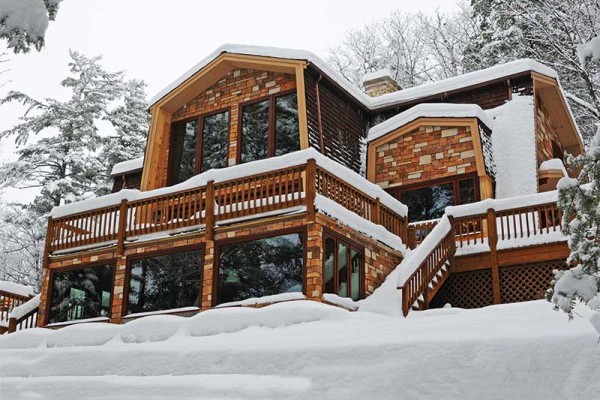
left=324, top=235, right=362, bottom=301
left=127, top=249, right=203, bottom=315
left=218, top=232, right=304, bottom=305
left=398, top=176, right=479, bottom=222
left=49, top=264, right=113, bottom=324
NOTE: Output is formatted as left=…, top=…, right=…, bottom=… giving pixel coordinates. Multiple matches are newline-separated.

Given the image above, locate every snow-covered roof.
left=367, top=103, right=492, bottom=143
left=361, top=68, right=395, bottom=84
left=110, top=157, right=144, bottom=177
left=149, top=44, right=559, bottom=111
left=52, top=148, right=408, bottom=219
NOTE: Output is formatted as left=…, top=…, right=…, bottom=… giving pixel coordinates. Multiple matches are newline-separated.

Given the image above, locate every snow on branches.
left=0, top=0, right=62, bottom=53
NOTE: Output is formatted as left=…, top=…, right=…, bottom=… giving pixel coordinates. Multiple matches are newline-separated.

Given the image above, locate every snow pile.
left=1, top=301, right=598, bottom=399
left=367, top=103, right=492, bottom=142
left=215, top=292, right=306, bottom=308
left=322, top=293, right=360, bottom=311
left=539, top=158, right=568, bottom=176
left=577, top=37, right=600, bottom=65
left=0, top=280, right=34, bottom=297
left=486, top=95, right=538, bottom=198
left=110, top=157, right=144, bottom=176
left=51, top=148, right=408, bottom=219
left=149, top=43, right=558, bottom=112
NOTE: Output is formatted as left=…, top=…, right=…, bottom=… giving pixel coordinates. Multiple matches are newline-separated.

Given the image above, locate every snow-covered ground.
left=0, top=300, right=599, bottom=400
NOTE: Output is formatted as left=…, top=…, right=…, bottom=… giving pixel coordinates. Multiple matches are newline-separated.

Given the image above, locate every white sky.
left=0, top=0, right=460, bottom=203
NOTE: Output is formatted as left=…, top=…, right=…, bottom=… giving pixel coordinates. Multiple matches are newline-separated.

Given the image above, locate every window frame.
left=389, top=173, right=482, bottom=221
left=236, top=89, right=299, bottom=164
left=168, top=108, right=231, bottom=185
left=322, top=229, right=365, bottom=301
left=123, top=244, right=205, bottom=316
left=45, top=260, right=116, bottom=325
left=213, top=226, right=307, bottom=307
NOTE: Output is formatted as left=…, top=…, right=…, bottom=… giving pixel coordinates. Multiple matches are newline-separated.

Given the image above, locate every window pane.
left=324, top=237, right=336, bottom=294
left=127, top=250, right=202, bottom=314
left=401, top=183, right=455, bottom=222
left=218, top=233, right=303, bottom=304
left=275, top=93, right=300, bottom=156
left=49, top=264, right=113, bottom=324
left=201, top=111, right=229, bottom=172
left=338, top=243, right=349, bottom=298
left=241, top=100, right=269, bottom=163
left=350, top=249, right=361, bottom=301
left=170, top=120, right=198, bottom=184
left=459, top=179, right=476, bottom=205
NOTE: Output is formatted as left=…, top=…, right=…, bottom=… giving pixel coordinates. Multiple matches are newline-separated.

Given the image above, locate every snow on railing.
left=0, top=283, right=38, bottom=334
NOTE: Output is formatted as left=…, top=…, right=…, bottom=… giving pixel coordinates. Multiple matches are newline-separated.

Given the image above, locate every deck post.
left=205, top=180, right=215, bottom=240
left=407, top=224, right=416, bottom=249
left=372, top=197, right=381, bottom=225
left=7, top=317, right=17, bottom=334
left=487, top=208, right=501, bottom=304
left=117, top=199, right=127, bottom=256
left=43, top=217, right=54, bottom=267
left=306, top=159, right=317, bottom=222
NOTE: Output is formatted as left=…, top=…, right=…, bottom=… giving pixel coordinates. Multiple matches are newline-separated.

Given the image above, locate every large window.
left=324, top=235, right=363, bottom=301
left=396, top=176, right=480, bottom=222
left=126, top=249, right=203, bottom=315
left=48, top=264, right=113, bottom=324
left=240, top=92, right=299, bottom=163
left=217, top=232, right=304, bottom=305
left=169, top=110, right=230, bottom=185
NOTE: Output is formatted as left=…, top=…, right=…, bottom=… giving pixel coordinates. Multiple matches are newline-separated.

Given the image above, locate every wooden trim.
left=295, top=64, right=309, bottom=150
left=469, top=120, right=487, bottom=177
left=45, top=259, right=117, bottom=326
left=122, top=243, right=205, bottom=317
left=141, top=107, right=171, bottom=191
left=367, top=117, right=482, bottom=182
left=212, top=226, right=308, bottom=307
left=315, top=75, right=325, bottom=153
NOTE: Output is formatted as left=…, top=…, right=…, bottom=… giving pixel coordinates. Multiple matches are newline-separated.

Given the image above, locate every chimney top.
left=362, top=68, right=402, bottom=97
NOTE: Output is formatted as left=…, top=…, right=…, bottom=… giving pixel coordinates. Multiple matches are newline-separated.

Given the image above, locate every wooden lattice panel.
left=430, top=269, right=494, bottom=309
left=499, top=259, right=568, bottom=304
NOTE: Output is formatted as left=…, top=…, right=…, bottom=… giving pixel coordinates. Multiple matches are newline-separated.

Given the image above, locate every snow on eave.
left=110, top=157, right=144, bottom=177
left=367, top=103, right=492, bottom=143
left=362, top=68, right=394, bottom=84
left=149, top=43, right=559, bottom=112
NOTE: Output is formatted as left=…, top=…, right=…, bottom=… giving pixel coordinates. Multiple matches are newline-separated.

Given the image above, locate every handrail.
left=47, top=159, right=409, bottom=254
left=4, top=294, right=40, bottom=334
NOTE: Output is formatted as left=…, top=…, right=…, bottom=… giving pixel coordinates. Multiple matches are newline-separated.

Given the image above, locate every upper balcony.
left=47, top=149, right=408, bottom=256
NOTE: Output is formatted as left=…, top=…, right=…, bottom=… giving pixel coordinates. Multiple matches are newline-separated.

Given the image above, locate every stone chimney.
left=362, top=68, right=402, bottom=97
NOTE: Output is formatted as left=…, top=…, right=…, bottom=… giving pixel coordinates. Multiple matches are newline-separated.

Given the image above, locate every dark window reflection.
left=201, top=111, right=229, bottom=172
left=402, top=183, right=455, bottom=222
left=324, top=237, right=335, bottom=294
left=459, top=179, right=476, bottom=204
left=323, top=236, right=362, bottom=301
left=127, top=250, right=202, bottom=314
left=218, top=233, right=304, bottom=304
left=49, top=264, right=113, bottom=324
left=275, top=93, right=300, bottom=156
left=170, top=120, right=198, bottom=184
left=241, top=100, right=269, bottom=163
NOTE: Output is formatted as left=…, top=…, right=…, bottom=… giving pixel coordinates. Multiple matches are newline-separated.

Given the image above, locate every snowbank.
left=0, top=281, right=34, bottom=297
left=110, top=157, right=144, bottom=176
left=367, top=103, right=492, bottom=142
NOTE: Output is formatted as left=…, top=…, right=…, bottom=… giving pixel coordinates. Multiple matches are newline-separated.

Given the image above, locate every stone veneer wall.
left=38, top=214, right=402, bottom=327
left=374, top=125, right=477, bottom=189
left=536, top=99, right=562, bottom=165
left=156, top=68, right=296, bottom=187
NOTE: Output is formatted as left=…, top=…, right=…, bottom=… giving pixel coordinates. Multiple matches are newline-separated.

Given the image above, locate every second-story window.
left=170, top=110, right=230, bottom=185
left=240, top=91, right=299, bottom=163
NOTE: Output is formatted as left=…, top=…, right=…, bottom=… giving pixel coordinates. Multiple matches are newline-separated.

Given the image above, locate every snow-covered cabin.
left=29, top=44, right=581, bottom=330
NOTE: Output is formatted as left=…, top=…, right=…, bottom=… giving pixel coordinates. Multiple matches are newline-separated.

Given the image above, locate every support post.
left=487, top=208, right=501, bottom=304
left=205, top=180, right=215, bottom=240
left=306, top=159, right=317, bottom=222
left=372, top=197, right=381, bottom=225
left=407, top=225, right=416, bottom=249
left=117, top=199, right=127, bottom=256
left=43, top=217, right=54, bottom=267
left=7, top=317, right=17, bottom=334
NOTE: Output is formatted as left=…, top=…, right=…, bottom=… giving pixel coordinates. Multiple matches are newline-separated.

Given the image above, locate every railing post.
left=117, top=199, right=127, bottom=256
left=372, top=197, right=381, bottom=225
left=401, top=216, right=409, bottom=245
left=306, top=159, right=317, bottom=222
left=7, top=317, right=17, bottom=333
left=205, top=180, right=215, bottom=240
left=43, top=217, right=54, bottom=267
left=487, top=208, right=501, bottom=304
left=447, top=215, right=457, bottom=272
left=407, top=224, right=416, bottom=249
left=401, top=284, right=409, bottom=317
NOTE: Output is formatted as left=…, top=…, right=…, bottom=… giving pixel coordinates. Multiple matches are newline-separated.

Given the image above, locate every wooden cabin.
left=32, top=45, right=583, bottom=329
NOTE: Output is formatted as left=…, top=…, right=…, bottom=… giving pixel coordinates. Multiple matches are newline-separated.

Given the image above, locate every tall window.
left=218, top=232, right=304, bottom=305
left=240, top=92, right=299, bottom=163
left=169, top=110, right=230, bottom=185
left=324, top=235, right=362, bottom=301
left=49, top=264, right=113, bottom=324
left=127, top=249, right=203, bottom=315
left=397, top=176, right=479, bottom=222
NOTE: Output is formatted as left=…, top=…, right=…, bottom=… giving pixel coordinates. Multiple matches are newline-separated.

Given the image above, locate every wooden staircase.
left=411, top=260, right=451, bottom=311
left=0, top=285, right=40, bottom=334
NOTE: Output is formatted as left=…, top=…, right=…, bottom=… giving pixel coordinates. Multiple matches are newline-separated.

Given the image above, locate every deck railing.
left=48, top=159, right=408, bottom=254
left=399, top=193, right=563, bottom=316
left=0, top=290, right=39, bottom=334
